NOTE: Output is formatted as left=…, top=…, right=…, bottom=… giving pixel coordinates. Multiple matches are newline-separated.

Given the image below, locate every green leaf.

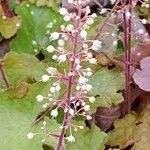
left=29, top=0, right=60, bottom=8
left=11, top=2, right=63, bottom=55
left=88, top=68, right=124, bottom=110
left=66, top=124, right=107, bottom=150
left=3, top=52, right=46, bottom=86
left=0, top=5, right=21, bottom=39
left=0, top=82, right=61, bottom=150
left=107, top=105, right=150, bottom=150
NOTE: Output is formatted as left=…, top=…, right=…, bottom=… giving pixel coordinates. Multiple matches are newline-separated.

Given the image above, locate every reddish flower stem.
left=122, top=1, right=132, bottom=116
left=56, top=6, right=81, bottom=150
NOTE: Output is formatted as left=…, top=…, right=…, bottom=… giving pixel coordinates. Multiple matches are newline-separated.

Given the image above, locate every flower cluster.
left=27, top=0, right=103, bottom=149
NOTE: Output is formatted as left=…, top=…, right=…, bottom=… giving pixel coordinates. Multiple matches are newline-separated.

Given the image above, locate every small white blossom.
left=32, top=40, right=37, bottom=46
left=68, top=0, right=73, bottom=3
left=58, top=39, right=64, bottom=46
left=88, top=96, right=96, bottom=103
left=66, top=135, right=75, bottom=143
left=91, top=13, right=97, bottom=18
left=66, top=24, right=74, bottom=31
left=47, top=67, right=57, bottom=75
left=51, top=109, right=58, bottom=118
left=43, top=103, right=49, bottom=109
left=69, top=109, right=75, bottom=116
left=84, top=105, right=90, bottom=111
left=27, top=132, right=34, bottom=139
left=99, top=8, right=107, bottom=14
left=138, top=29, right=144, bottom=34
left=80, top=30, right=87, bottom=40
left=50, top=32, right=59, bottom=41
left=111, top=0, right=116, bottom=4
left=75, top=58, right=80, bottom=64
left=92, top=40, right=102, bottom=51
left=85, top=84, right=92, bottom=91
left=58, top=54, right=67, bottom=63
left=87, top=53, right=93, bottom=58
left=86, top=71, right=92, bottom=76
left=141, top=19, right=147, bottom=24
left=126, top=11, right=131, bottom=19
left=79, top=126, right=84, bottom=129
left=64, top=15, right=71, bottom=22
left=52, top=55, right=58, bottom=60
left=86, top=115, right=92, bottom=120
left=55, top=84, right=61, bottom=92
left=78, top=76, right=88, bottom=84
left=41, top=74, right=49, bottom=82
left=47, top=45, right=55, bottom=53
left=89, top=58, right=97, bottom=64
left=36, top=95, right=44, bottom=102
left=86, top=18, right=94, bottom=25
left=59, top=8, right=68, bottom=16
left=113, top=40, right=118, bottom=46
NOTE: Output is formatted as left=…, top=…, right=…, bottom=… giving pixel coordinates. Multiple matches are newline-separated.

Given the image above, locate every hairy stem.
left=122, top=1, right=132, bottom=116
left=56, top=7, right=81, bottom=150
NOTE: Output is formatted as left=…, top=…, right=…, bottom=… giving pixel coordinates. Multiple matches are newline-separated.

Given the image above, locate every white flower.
left=27, top=132, right=34, bottom=140
left=78, top=76, right=88, bottom=84
left=138, top=29, right=144, bottom=34
left=50, top=32, right=59, bottom=40
left=75, top=58, right=80, bottom=64
left=87, top=53, right=93, bottom=58
left=111, top=0, right=116, bottom=4
left=66, top=24, right=74, bottom=31
left=89, top=58, right=97, bottom=64
left=80, top=30, right=87, bottom=40
left=36, top=95, right=44, bottom=102
left=41, top=74, right=49, bottom=82
left=86, top=115, right=92, bottom=120
left=79, top=126, right=84, bottom=129
left=88, top=96, right=96, bottom=103
left=66, top=135, right=75, bottom=143
left=46, top=45, right=55, bottom=53
left=58, top=54, right=67, bottom=63
left=55, top=84, right=61, bottom=91
left=43, top=103, right=49, bottom=109
left=84, top=105, right=90, bottom=111
left=141, top=19, right=147, bottom=24
left=113, top=40, right=117, bottom=46
left=64, top=15, right=71, bottom=22
left=51, top=109, right=58, bottom=118
left=47, top=67, right=57, bottom=75
left=91, top=13, right=97, bottom=18
left=52, top=55, right=58, bottom=60
left=68, top=0, right=73, bottom=3
left=58, top=39, right=64, bottom=46
left=86, top=71, right=92, bottom=76
left=99, top=8, right=107, bottom=14
left=86, top=18, right=94, bottom=25
left=69, top=109, right=74, bottom=116
left=126, top=11, right=131, bottom=19
left=59, top=8, right=68, bottom=16
left=85, top=84, right=92, bottom=91
left=92, top=40, right=102, bottom=51
left=32, top=40, right=37, bottom=46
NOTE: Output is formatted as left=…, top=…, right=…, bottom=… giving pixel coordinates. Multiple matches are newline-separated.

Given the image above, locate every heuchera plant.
left=27, top=0, right=102, bottom=149
left=24, top=0, right=150, bottom=149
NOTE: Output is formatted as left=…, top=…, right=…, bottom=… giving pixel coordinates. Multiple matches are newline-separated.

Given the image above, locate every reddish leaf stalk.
left=0, top=63, right=9, bottom=88
left=1, top=0, right=14, bottom=17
